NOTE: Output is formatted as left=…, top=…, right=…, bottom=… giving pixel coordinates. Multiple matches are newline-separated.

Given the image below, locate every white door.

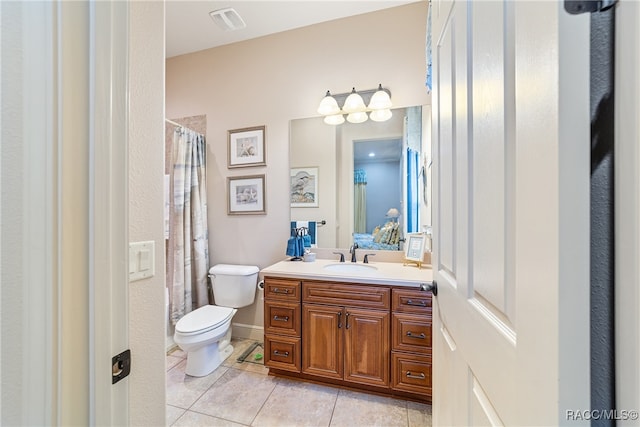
left=431, top=1, right=591, bottom=425
left=0, top=1, right=130, bottom=424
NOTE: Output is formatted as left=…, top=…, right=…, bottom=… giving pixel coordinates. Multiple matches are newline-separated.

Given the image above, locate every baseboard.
left=232, top=322, right=264, bottom=341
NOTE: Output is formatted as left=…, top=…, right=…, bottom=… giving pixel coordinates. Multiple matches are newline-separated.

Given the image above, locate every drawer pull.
left=406, top=331, right=426, bottom=339
left=273, top=350, right=290, bottom=357
left=273, top=315, right=290, bottom=322
left=406, top=299, right=427, bottom=307
left=345, top=312, right=351, bottom=330
left=272, top=288, right=290, bottom=294
left=406, top=371, right=426, bottom=380
left=337, top=311, right=342, bottom=329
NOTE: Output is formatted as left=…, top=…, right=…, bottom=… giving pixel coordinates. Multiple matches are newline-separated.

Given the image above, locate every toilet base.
left=184, top=328, right=233, bottom=377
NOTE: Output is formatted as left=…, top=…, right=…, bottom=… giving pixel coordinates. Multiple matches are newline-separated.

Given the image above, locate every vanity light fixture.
left=317, top=91, right=341, bottom=116
left=347, top=111, right=369, bottom=124
left=369, top=108, right=393, bottom=122
left=317, top=84, right=392, bottom=125
left=323, top=114, right=345, bottom=125
left=342, top=88, right=366, bottom=113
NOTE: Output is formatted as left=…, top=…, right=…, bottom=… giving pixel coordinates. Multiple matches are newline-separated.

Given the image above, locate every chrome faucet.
left=349, top=243, right=359, bottom=262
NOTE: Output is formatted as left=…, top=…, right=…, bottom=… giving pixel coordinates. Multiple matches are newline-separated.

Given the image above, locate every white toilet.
left=173, top=264, right=259, bottom=377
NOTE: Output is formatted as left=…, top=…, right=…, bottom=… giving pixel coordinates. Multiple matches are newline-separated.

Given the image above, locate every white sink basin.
left=323, top=263, right=378, bottom=274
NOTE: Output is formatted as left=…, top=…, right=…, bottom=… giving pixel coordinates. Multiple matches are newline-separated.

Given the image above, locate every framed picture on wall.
left=227, top=174, right=266, bottom=215
left=228, top=125, right=266, bottom=168
left=290, top=167, right=318, bottom=208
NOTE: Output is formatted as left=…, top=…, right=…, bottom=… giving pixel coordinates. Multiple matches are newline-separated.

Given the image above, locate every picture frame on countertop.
left=404, top=232, right=426, bottom=268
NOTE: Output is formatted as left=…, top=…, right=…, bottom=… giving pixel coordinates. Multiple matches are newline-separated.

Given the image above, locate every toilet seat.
left=175, top=305, right=234, bottom=336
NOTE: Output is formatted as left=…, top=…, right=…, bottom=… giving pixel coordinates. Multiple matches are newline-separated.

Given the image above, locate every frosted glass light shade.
left=342, top=88, right=366, bottom=113
left=324, top=114, right=345, bottom=125
left=368, top=84, right=392, bottom=110
left=369, top=108, right=392, bottom=122
left=346, top=111, right=368, bottom=124
left=317, top=91, right=341, bottom=116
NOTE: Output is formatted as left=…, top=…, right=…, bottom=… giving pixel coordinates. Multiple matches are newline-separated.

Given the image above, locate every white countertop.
left=260, top=258, right=433, bottom=288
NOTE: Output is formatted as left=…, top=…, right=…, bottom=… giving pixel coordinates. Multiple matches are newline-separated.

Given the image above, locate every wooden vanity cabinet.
left=263, top=277, right=302, bottom=373
left=391, top=288, right=432, bottom=398
left=302, top=281, right=390, bottom=388
left=263, top=276, right=432, bottom=403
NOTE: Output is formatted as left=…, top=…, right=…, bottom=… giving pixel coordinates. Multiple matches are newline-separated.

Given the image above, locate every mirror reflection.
left=289, top=106, right=431, bottom=251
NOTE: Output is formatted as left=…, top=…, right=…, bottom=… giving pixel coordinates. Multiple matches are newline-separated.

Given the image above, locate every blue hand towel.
left=286, top=237, right=298, bottom=257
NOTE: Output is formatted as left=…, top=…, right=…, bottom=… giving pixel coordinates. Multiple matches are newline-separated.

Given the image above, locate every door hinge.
left=565, top=0, right=617, bottom=15
left=112, top=349, right=131, bottom=384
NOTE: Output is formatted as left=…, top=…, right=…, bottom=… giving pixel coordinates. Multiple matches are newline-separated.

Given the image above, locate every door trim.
left=90, top=1, right=129, bottom=425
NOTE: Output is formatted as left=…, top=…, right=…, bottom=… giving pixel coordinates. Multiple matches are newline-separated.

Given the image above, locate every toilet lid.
left=175, top=305, right=234, bottom=334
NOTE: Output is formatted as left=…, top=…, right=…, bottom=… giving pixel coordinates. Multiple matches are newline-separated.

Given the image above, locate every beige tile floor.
left=166, top=338, right=432, bottom=427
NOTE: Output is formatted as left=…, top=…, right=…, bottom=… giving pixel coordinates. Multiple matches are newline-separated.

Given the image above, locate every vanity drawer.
left=303, top=281, right=390, bottom=310
left=391, top=352, right=432, bottom=396
left=264, top=277, right=301, bottom=301
left=392, top=313, right=431, bottom=353
left=392, top=288, right=432, bottom=313
left=264, top=301, right=301, bottom=336
left=264, top=335, right=301, bottom=373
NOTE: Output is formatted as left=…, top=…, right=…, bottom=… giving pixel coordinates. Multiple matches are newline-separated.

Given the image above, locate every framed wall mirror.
left=289, top=105, right=431, bottom=251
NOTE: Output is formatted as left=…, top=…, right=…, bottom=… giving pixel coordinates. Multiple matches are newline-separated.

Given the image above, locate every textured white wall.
left=128, top=2, right=166, bottom=425
left=166, top=2, right=431, bottom=327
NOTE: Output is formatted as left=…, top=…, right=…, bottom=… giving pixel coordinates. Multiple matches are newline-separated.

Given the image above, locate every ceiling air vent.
left=209, top=7, right=246, bottom=31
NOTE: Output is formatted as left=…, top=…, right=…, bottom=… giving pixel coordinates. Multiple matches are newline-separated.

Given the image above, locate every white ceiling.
left=354, top=138, right=402, bottom=163
left=165, top=1, right=418, bottom=58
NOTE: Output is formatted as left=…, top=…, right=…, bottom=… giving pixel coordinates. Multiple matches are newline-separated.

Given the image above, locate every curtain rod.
left=165, top=118, right=182, bottom=127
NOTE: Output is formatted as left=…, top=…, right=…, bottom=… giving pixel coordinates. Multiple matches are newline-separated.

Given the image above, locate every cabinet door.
left=302, top=303, right=343, bottom=380
left=344, top=308, right=390, bottom=387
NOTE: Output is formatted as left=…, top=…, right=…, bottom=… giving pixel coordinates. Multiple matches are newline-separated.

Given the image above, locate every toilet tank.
left=209, top=264, right=259, bottom=308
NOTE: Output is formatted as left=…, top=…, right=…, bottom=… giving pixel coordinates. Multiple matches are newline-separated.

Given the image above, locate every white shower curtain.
left=169, top=127, right=209, bottom=325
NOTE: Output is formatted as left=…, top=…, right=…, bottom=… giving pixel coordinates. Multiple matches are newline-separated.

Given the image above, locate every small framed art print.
left=228, top=125, right=266, bottom=168
left=227, top=175, right=266, bottom=215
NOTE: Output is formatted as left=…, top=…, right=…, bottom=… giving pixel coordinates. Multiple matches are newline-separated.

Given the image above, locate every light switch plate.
left=129, top=241, right=155, bottom=282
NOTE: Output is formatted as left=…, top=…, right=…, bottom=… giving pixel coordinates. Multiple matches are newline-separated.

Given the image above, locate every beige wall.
left=166, top=2, right=430, bottom=327
left=128, top=1, right=166, bottom=425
